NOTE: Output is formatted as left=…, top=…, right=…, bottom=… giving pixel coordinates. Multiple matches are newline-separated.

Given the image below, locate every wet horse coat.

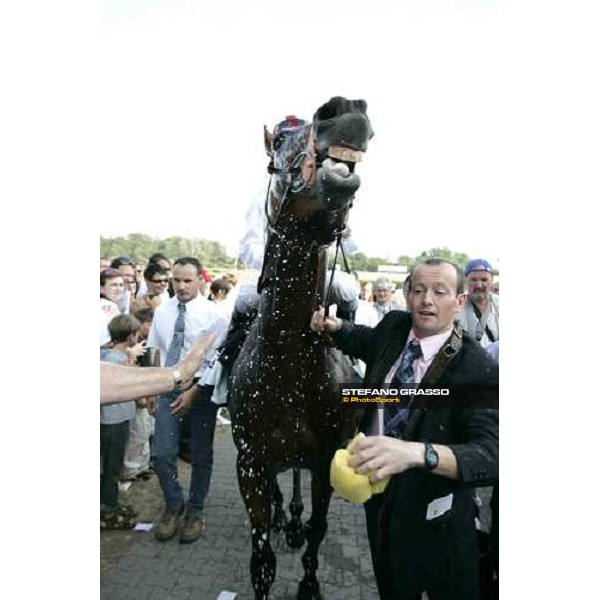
left=228, top=98, right=373, bottom=600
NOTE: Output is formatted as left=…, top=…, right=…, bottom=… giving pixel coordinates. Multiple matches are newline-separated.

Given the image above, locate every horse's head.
left=264, top=96, right=373, bottom=244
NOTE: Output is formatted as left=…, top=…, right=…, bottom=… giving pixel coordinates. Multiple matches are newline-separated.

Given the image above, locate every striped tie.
left=384, top=340, right=423, bottom=436
left=165, top=303, right=186, bottom=367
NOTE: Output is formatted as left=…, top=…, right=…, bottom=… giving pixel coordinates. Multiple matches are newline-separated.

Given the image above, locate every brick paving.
left=101, top=424, right=380, bottom=600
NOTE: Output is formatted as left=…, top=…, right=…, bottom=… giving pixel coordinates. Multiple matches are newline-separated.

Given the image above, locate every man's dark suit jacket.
left=332, top=310, right=499, bottom=597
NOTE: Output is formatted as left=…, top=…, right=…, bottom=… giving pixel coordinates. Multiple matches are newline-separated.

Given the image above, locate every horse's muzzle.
left=316, top=158, right=361, bottom=208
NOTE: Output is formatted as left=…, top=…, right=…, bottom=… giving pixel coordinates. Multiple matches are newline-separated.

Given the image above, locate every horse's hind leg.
left=286, top=466, right=306, bottom=549
left=297, top=471, right=331, bottom=600
left=237, top=455, right=276, bottom=600
left=272, top=478, right=288, bottom=533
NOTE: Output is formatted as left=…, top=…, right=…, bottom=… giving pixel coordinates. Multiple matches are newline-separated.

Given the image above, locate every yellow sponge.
left=330, top=433, right=390, bottom=504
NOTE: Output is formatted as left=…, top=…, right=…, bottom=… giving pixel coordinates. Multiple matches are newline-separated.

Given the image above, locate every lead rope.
left=339, top=233, right=351, bottom=273
left=324, top=234, right=342, bottom=317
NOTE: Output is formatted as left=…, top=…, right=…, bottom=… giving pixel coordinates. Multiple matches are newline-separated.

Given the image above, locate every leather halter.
left=264, top=125, right=319, bottom=233
left=258, top=126, right=352, bottom=295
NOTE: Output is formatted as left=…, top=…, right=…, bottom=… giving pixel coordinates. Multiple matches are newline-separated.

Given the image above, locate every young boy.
left=121, top=306, right=155, bottom=481
left=100, top=313, right=142, bottom=529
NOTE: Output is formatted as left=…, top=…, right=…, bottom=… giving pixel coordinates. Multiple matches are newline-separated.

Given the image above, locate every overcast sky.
left=99, top=1, right=500, bottom=266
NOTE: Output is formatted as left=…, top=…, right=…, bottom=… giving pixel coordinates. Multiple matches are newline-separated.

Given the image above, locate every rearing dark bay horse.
left=228, top=97, right=373, bottom=600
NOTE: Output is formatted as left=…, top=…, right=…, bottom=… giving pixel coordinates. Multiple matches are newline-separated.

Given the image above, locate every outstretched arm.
left=100, top=335, right=214, bottom=404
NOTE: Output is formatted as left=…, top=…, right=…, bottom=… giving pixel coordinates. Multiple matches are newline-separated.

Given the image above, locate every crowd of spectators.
left=99, top=254, right=237, bottom=531
left=100, top=253, right=499, bottom=597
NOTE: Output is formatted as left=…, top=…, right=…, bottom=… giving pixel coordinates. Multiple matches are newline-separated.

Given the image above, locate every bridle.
left=264, top=123, right=316, bottom=233
left=259, top=122, right=353, bottom=303
left=264, top=124, right=351, bottom=240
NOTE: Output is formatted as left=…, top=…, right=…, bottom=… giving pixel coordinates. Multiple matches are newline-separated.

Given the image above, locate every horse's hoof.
left=297, top=578, right=322, bottom=600
left=285, top=523, right=306, bottom=549
left=272, top=509, right=288, bottom=533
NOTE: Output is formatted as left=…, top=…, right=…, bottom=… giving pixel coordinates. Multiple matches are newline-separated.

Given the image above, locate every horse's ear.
left=264, top=126, right=273, bottom=155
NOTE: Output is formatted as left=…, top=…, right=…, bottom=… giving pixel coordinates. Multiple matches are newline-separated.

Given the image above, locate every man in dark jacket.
left=311, top=258, right=498, bottom=600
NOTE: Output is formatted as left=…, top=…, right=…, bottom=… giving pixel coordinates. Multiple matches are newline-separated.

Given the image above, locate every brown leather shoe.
left=179, top=516, right=205, bottom=544
left=154, top=501, right=184, bottom=541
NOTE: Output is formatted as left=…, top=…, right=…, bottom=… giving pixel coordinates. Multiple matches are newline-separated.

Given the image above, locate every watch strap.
left=172, top=369, right=183, bottom=391
left=424, top=442, right=439, bottom=470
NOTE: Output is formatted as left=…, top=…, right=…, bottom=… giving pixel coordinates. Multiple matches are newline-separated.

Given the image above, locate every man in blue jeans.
left=147, top=257, right=228, bottom=544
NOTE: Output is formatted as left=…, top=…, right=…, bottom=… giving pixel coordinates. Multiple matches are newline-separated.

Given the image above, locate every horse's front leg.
left=237, top=454, right=276, bottom=600
left=286, top=466, right=305, bottom=548
left=297, top=468, right=331, bottom=600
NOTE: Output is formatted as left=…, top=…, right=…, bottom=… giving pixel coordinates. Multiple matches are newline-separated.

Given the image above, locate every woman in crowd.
left=209, top=277, right=233, bottom=303
left=100, top=268, right=125, bottom=347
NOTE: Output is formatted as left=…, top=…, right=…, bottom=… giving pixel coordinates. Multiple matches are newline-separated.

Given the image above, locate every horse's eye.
left=273, top=134, right=284, bottom=151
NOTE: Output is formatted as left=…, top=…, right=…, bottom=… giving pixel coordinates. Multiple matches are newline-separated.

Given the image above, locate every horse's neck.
left=258, top=230, right=327, bottom=334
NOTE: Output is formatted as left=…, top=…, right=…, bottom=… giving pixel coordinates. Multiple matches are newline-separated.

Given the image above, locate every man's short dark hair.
left=108, top=314, right=141, bottom=343
left=110, top=256, right=135, bottom=269
left=410, top=258, right=465, bottom=295
left=143, top=263, right=168, bottom=281
left=149, top=253, right=171, bottom=266
left=173, top=256, right=202, bottom=275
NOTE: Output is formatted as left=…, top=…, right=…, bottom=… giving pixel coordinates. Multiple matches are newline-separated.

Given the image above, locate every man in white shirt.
left=147, top=257, right=228, bottom=544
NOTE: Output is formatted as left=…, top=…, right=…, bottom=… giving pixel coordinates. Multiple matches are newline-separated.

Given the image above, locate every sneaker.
left=179, top=516, right=205, bottom=544
left=154, top=500, right=184, bottom=541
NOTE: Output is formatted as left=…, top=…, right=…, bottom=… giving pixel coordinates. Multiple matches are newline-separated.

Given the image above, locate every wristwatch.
left=424, top=442, right=439, bottom=471
left=172, top=369, right=184, bottom=391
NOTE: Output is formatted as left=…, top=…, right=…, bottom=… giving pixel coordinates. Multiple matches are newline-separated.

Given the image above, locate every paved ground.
left=101, top=424, right=380, bottom=600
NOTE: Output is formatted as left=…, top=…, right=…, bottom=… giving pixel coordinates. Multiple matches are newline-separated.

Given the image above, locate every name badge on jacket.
left=426, top=493, right=453, bottom=521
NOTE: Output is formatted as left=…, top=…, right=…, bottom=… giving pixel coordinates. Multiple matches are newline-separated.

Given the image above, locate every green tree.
left=417, top=247, right=470, bottom=270
left=348, top=252, right=369, bottom=271
left=100, top=234, right=236, bottom=269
